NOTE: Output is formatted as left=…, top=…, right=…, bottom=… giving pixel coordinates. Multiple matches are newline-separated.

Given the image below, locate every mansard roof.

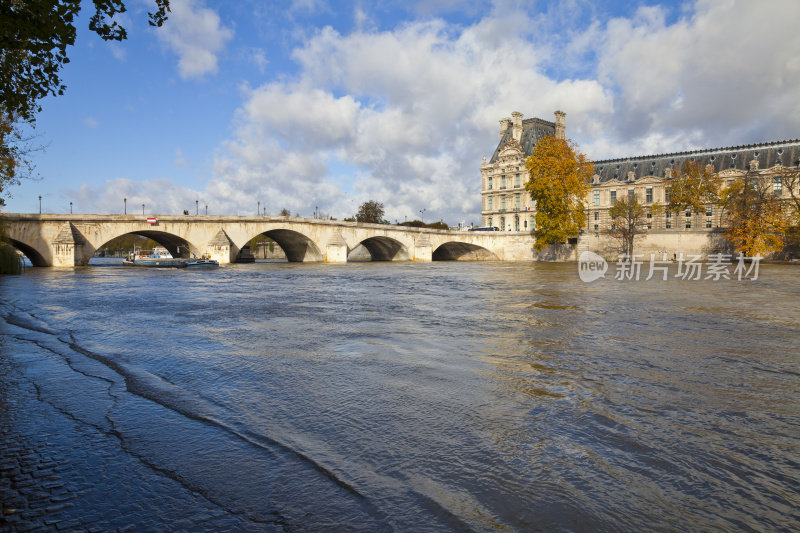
left=489, top=117, right=555, bottom=163
left=593, top=139, right=800, bottom=183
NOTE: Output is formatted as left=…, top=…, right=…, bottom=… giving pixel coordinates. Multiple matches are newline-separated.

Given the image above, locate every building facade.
left=481, top=110, right=800, bottom=255
left=480, top=111, right=565, bottom=231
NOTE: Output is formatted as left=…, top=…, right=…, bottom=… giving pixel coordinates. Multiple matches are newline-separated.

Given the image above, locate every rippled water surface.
left=1, top=260, right=799, bottom=531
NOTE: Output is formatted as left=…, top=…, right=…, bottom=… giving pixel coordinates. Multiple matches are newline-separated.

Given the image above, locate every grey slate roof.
left=489, top=118, right=556, bottom=163
left=593, top=139, right=800, bottom=183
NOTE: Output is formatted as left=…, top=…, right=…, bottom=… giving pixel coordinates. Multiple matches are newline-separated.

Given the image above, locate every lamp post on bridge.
left=419, top=208, right=425, bottom=223
left=124, top=197, right=127, bottom=215
left=38, top=195, right=41, bottom=214
left=142, top=204, right=145, bottom=215
left=205, top=204, right=208, bottom=216
left=258, top=201, right=260, bottom=216
left=196, top=199, right=199, bottom=215
left=70, top=202, right=72, bottom=214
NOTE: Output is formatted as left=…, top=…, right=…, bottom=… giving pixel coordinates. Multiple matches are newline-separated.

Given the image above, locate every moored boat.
left=122, top=249, right=219, bottom=268
left=184, top=257, right=219, bottom=268
left=123, top=249, right=187, bottom=268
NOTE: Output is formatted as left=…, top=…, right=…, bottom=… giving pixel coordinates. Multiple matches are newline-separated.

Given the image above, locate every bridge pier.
left=207, top=229, right=236, bottom=264
left=413, top=235, right=432, bottom=262
left=325, top=232, right=348, bottom=263
left=52, top=223, right=91, bottom=267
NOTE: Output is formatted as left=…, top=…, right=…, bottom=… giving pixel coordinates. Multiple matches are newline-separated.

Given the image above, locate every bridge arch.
left=97, top=230, right=196, bottom=258
left=353, top=236, right=410, bottom=261
left=259, top=229, right=323, bottom=262
left=6, top=238, right=48, bottom=267
left=432, top=241, right=499, bottom=261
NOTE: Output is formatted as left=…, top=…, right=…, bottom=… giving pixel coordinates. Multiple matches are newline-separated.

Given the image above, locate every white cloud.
left=595, top=0, right=800, bottom=152
left=250, top=48, right=269, bottom=73
left=174, top=148, right=190, bottom=170
left=67, top=0, right=800, bottom=225
left=157, top=0, right=233, bottom=79
left=84, top=117, right=99, bottom=128
left=69, top=178, right=204, bottom=216
left=109, top=43, right=126, bottom=61
left=208, top=9, right=611, bottom=223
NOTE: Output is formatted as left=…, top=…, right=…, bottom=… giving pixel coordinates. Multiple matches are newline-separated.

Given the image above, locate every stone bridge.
left=2, top=214, right=543, bottom=267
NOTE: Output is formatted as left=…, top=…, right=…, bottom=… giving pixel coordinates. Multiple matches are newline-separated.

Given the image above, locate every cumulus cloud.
left=68, top=0, right=800, bottom=225
left=67, top=178, right=204, bottom=216
left=594, top=0, right=800, bottom=155
left=208, top=7, right=610, bottom=223
left=157, top=0, right=233, bottom=79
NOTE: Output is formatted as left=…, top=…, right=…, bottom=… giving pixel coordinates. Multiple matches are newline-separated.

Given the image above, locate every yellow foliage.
left=668, top=161, right=722, bottom=213
left=524, top=136, right=594, bottom=251
left=721, top=179, right=788, bottom=256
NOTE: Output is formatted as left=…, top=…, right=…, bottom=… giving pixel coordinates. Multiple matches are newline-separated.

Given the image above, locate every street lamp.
left=419, top=208, right=426, bottom=223
left=196, top=199, right=199, bottom=215
left=142, top=203, right=145, bottom=215
left=38, top=195, right=42, bottom=214
left=70, top=201, right=72, bottom=214
left=258, top=201, right=260, bottom=216
left=205, top=204, right=208, bottom=216
left=124, top=197, right=127, bottom=215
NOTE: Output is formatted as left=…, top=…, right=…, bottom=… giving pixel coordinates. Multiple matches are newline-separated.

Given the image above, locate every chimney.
left=554, top=110, right=566, bottom=140
left=511, top=111, right=523, bottom=142
left=499, top=117, right=511, bottom=140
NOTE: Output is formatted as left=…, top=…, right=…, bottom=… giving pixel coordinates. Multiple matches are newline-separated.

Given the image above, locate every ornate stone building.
left=479, top=111, right=565, bottom=231
left=481, top=111, right=800, bottom=255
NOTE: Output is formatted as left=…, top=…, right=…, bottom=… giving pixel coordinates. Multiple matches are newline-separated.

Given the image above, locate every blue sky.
left=4, top=0, right=799, bottom=225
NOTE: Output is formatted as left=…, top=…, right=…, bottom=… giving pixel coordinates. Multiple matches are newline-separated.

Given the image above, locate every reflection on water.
left=1, top=261, right=798, bottom=530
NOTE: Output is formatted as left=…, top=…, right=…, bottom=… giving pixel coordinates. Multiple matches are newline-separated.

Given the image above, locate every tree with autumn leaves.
left=668, top=160, right=792, bottom=256
left=667, top=161, right=722, bottom=220
left=525, top=136, right=594, bottom=251
left=607, top=195, right=663, bottom=257
left=719, top=177, right=787, bottom=256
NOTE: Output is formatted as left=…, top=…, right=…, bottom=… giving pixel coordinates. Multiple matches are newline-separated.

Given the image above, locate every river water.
left=1, top=260, right=798, bottom=531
